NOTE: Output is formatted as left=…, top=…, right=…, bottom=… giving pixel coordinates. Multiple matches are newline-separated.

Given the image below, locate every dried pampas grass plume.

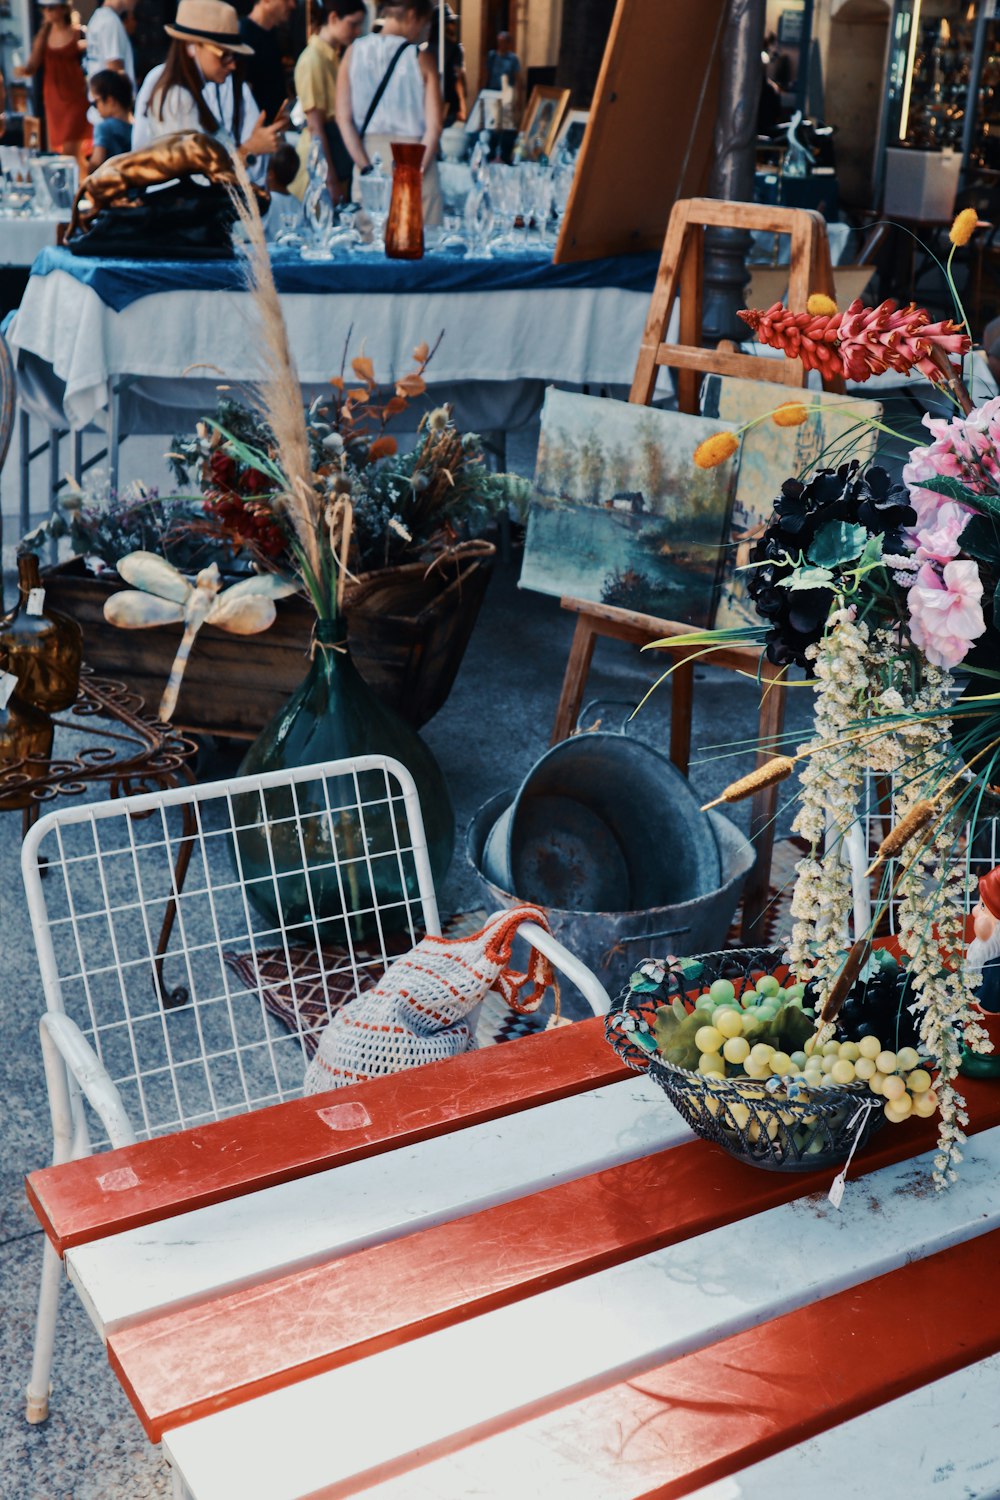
left=227, top=154, right=322, bottom=587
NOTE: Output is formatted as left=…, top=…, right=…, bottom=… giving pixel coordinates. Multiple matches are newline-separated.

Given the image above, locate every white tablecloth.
left=7, top=265, right=656, bottom=432
left=0, top=216, right=64, bottom=268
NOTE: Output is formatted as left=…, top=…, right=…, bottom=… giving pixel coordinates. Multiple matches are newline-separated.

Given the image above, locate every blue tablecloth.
left=29, top=243, right=661, bottom=313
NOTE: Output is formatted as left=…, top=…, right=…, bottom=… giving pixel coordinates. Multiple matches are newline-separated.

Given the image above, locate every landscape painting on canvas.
left=520, top=389, right=738, bottom=627
left=701, top=376, right=883, bottom=632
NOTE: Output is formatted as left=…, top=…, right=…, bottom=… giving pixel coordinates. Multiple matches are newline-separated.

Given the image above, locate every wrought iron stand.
left=1, top=668, right=199, bottom=1007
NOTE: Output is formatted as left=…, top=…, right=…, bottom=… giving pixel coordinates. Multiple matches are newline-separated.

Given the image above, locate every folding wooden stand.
left=551, top=198, right=841, bottom=942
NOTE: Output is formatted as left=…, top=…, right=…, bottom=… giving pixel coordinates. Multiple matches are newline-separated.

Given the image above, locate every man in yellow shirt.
left=294, top=0, right=367, bottom=202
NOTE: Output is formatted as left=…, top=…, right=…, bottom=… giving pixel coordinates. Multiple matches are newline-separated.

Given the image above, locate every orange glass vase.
left=384, top=143, right=424, bottom=260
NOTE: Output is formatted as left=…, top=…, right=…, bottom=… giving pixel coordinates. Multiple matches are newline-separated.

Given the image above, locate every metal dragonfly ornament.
left=104, top=552, right=299, bottom=722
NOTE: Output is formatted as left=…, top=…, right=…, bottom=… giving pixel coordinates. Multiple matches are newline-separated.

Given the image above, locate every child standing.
left=88, top=67, right=133, bottom=167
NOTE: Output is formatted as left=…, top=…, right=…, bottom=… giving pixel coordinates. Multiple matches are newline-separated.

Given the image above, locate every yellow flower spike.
left=772, top=401, right=809, bottom=428
left=806, top=293, right=838, bottom=316
left=949, top=207, right=980, bottom=246
left=693, top=431, right=739, bottom=469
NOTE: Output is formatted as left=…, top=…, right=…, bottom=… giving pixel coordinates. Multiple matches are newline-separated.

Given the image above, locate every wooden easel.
left=551, top=198, right=841, bottom=942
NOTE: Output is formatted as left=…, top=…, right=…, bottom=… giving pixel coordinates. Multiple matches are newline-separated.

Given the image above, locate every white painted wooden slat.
left=66, top=1076, right=689, bottom=1335
left=686, top=1354, right=1000, bottom=1500
left=354, top=1352, right=1000, bottom=1500
left=161, top=1129, right=1000, bottom=1500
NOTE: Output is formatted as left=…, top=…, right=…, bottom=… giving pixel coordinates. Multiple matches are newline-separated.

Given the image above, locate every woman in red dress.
left=17, top=0, right=90, bottom=170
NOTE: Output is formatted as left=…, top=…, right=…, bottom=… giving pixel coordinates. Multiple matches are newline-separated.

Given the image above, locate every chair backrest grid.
left=859, top=772, right=996, bottom=935
left=24, top=757, right=435, bottom=1148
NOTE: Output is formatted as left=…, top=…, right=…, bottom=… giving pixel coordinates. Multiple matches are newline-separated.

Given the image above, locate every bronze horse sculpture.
left=67, top=131, right=265, bottom=237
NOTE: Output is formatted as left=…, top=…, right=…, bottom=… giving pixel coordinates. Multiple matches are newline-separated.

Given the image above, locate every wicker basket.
left=606, top=947, right=885, bottom=1173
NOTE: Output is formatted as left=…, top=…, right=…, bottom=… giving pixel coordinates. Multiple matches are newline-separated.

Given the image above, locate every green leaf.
left=959, top=513, right=1000, bottom=566
left=776, top=566, right=835, bottom=590
left=857, top=532, right=884, bottom=570
left=651, top=1002, right=703, bottom=1071
left=807, top=520, right=868, bottom=570
left=914, top=475, right=988, bottom=507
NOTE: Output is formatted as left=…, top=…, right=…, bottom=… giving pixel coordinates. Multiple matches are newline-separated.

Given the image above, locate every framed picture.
left=553, top=108, right=590, bottom=158
left=520, top=389, right=738, bottom=628
left=466, top=89, right=504, bottom=134
left=519, top=86, right=571, bottom=162
left=701, top=375, right=883, bottom=631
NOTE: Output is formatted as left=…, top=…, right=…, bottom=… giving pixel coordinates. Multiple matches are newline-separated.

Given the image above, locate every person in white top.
left=132, top=0, right=287, bottom=179
left=335, top=0, right=442, bottom=224
left=84, top=0, right=136, bottom=84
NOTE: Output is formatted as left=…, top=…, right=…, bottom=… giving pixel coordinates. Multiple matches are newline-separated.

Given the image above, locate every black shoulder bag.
left=324, top=41, right=412, bottom=190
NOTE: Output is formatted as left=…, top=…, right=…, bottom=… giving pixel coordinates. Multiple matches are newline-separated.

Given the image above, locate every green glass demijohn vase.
left=234, top=619, right=454, bottom=944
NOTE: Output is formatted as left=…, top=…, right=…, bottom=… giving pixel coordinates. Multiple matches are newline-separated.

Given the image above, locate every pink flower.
left=907, top=559, right=986, bottom=668
left=914, top=499, right=974, bottom=563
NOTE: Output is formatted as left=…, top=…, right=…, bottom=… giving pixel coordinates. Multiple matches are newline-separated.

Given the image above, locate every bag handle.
left=483, top=907, right=561, bottom=1018
left=360, top=41, right=414, bottom=139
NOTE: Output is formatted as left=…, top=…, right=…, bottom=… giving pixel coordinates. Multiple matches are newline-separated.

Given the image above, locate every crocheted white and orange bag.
left=303, top=906, right=560, bottom=1093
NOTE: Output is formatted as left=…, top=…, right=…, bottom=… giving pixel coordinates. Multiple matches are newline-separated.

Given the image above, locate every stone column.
left=702, top=0, right=766, bottom=346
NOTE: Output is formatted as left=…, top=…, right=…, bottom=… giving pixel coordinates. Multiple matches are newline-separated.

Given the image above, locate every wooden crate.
left=42, top=551, right=494, bottom=737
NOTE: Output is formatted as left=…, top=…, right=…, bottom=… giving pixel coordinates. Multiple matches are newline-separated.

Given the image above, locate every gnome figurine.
left=967, top=865, right=1000, bottom=1011
left=962, top=865, right=1000, bottom=1079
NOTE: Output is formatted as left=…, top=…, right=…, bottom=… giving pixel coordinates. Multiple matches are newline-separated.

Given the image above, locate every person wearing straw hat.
left=132, top=0, right=288, bottom=173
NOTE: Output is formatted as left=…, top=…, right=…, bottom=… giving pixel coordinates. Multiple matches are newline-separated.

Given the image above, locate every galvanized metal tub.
left=467, top=792, right=757, bottom=1009
left=481, top=731, right=720, bottom=911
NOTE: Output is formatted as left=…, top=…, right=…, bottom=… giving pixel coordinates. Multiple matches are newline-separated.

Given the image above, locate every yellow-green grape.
left=886, top=1090, right=913, bottom=1118
left=728, top=1101, right=751, bottom=1130
left=694, top=995, right=717, bottom=1012
left=756, top=976, right=780, bottom=998
left=882, top=1074, right=907, bottom=1101
left=854, top=1057, right=877, bottom=1082
left=858, top=1036, right=882, bottom=1060
left=822, top=1041, right=841, bottom=1057
left=884, top=1099, right=911, bottom=1124
left=791, top=1051, right=808, bottom=1069
left=911, top=1088, right=938, bottom=1117
left=895, top=1046, right=920, bottom=1073
left=906, top=1068, right=932, bottom=1094
left=749, top=1042, right=774, bottom=1066
left=804, top=1034, right=819, bottom=1057
left=715, top=1009, right=744, bottom=1039
left=831, top=1059, right=856, bottom=1085
left=743, top=1062, right=768, bottom=1080
left=696, top=1025, right=724, bottom=1054
left=769, top=1051, right=792, bottom=1075
left=876, top=1050, right=897, bottom=1075
left=869, top=1072, right=886, bottom=1094
left=821, top=1054, right=838, bottom=1074
left=699, top=1051, right=725, bottom=1075
left=723, top=1035, right=750, bottom=1064
left=741, top=1010, right=765, bottom=1036
left=709, top=979, right=736, bottom=1004
left=838, top=1041, right=861, bottom=1062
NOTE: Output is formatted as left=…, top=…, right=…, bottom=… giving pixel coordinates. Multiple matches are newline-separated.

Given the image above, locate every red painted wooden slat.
left=107, top=1078, right=1000, bottom=1441
left=418, top=1225, right=1000, bottom=1500
left=26, top=1018, right=627, bottom=1256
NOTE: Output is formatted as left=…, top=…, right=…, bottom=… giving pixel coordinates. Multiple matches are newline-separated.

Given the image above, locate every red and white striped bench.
left=27, top=1016, right=1000, bottom=1500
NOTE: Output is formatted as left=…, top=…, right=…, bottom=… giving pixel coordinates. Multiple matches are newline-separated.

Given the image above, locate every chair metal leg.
left=25, top=1236, right=63, bottom=1424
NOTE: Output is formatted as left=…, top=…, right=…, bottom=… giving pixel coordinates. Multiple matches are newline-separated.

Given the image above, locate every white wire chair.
left=849, top=770, right=994, bottom=940
left=23, top=754, right=611, bottom=1423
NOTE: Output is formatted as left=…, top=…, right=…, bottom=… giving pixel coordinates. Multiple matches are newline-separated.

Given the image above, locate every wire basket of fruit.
left=606, top=947, right=936, bottom=1172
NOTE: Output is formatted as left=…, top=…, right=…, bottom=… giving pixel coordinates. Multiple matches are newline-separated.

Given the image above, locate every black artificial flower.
left=747, top=461, right=916, bottom=668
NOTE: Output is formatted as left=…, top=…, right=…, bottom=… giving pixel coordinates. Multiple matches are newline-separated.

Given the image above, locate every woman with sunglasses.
left=132, top=0, right=287, bottom=170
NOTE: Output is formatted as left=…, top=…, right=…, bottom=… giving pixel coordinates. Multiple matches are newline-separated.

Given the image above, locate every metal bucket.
left=482, top=730, right=721, bottom=911
left=468, top=791, right=756, bottom=1006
